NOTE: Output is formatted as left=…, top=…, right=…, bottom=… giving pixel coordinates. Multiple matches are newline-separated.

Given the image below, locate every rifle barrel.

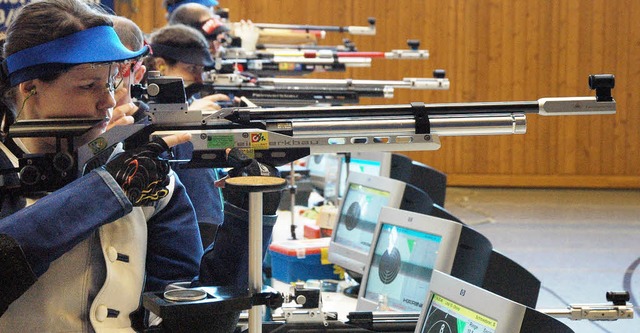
left=286, top=114, right=527, bottom=137
left=226, top=102, right=541, bottom=121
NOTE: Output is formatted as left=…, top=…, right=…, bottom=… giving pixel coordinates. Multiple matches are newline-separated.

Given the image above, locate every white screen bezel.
left=339, top=152, right=392, bottom=197
left=356, top=207, right=463, bottom=311
left=328, top=172, right=406, bottom=274
left=414, top=270, right=526, bottom=333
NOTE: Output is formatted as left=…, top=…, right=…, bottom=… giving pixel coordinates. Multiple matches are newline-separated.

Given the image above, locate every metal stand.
left=288, top=163, right=297, bottom=240
left=225, top=176, right=287, bottom=333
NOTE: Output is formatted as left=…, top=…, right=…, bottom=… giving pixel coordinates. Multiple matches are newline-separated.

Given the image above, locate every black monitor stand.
left=343, top=269, right=363, bottom=299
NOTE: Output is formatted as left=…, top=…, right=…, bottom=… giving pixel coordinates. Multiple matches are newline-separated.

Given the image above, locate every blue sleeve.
left=171, top=142, right=224, bottom=226
left=144, top=174, right=204, bottom=292
left=0, top=168, right=132, bottom=277
left=197, top=203, right=278, bottom=289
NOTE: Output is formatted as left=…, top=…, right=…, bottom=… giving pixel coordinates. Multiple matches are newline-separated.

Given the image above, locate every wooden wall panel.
left=114, top=0, right=165, bottom=34
left=115, top=0, right=640, bottom=189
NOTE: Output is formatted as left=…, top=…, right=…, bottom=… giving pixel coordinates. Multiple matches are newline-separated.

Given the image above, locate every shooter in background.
left=142, top=23, right=282, bottom=277
left=163, top=0, right=219, bottom=18
left=168, top=2, right=231, bottom=56
left=143, top=24, right=230, bottom=110
left=141, top=24, right=229, bottom=249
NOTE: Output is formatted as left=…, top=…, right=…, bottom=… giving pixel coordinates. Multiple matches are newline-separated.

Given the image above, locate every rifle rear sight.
left=131, top=72, right=188, bottom=104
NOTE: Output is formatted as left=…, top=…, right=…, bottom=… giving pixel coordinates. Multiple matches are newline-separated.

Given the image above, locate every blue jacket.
left=0, top=146, right=203, bottom=314
left=171, top=142, right=224, bottom=226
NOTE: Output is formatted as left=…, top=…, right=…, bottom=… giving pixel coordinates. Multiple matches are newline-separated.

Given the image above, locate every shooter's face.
left=20, top=64, right=117, bottom=153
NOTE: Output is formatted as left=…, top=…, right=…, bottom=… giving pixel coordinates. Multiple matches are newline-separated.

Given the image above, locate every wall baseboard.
left=448, top=174, right=640, bottom=189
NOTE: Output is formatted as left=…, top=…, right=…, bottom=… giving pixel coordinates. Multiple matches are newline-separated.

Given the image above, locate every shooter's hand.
left=217, top=148, right=282, bottom=215
left=105, top=134, right=191, bottom=206
left=231, top=20, right=259, bottom=52
left=107, top=87, right=138, bottom=130
left=189, top=94, right=230, bottom=111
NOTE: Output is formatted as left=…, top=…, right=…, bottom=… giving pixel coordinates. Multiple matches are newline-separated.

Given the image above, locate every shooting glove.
left=222, top=148, right=282, bottom=215
left=104, top=137, right=171, bottom=206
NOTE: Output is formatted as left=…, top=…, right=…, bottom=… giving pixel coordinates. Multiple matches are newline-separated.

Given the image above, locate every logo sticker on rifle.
left=250, top=132, right=269, bottom=149
left=207, top=135, right=235, bottom=148
left=87, top=137, right=108, bottom=155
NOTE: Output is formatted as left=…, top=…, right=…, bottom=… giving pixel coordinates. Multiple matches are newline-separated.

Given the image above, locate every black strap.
left=412, top=102, right=431, bottom=134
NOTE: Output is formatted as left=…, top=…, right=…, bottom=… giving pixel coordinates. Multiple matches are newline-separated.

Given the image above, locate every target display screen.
left=363, top=224, right=442, bottom=311
left=349, top=157, right=382, bottom=175
left=420, top=293, right=498, bottom=333
left=332, top=183, right=392, bottom=255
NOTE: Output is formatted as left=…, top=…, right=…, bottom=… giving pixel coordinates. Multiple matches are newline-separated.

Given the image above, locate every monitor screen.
left=307, top=153, right=342, bottom=200
left=333, top=183, right=390, bottom=254
left=348, top=152, right=392, bottom=177
left=415, top=270, right=527, bottom=333
left=339, top=152, right=392, bottom=197
left=349, top=156, right=383, bottom=175
left=363, top=224, right=442, bottom=312
left=420, top=293, right=498, bottom=333
left=328, top=172, right=407, bottom=274
left=357, top=207, right=465, bottom=312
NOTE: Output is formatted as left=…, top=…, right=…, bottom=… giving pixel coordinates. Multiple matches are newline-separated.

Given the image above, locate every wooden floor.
left=444, top=187, right=640, bottom=333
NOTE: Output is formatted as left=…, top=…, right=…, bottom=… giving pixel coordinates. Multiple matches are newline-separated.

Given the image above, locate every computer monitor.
left=307, top=153, right=342, bottom=201
left=338, top=152, right=395, bottom=197
left=356, top=207, right=493, bottom=312
left=347, top=152, right=393, bottom=177
left=328, top=172, right=407, bottom=275
left=415, top=270, right=573, bottom=333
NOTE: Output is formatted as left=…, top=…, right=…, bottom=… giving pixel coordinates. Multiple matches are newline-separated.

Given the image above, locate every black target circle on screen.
left=378, top=247, right=401, bottom=284
left=425, top=320, right=453, bottom=333
left=344, top=202, right=361, bottom=230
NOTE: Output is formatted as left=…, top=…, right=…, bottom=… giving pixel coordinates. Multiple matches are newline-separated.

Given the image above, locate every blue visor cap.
left=150, top=43, right=214, bottom=67
left=167, top=0, right=219, bottom=14
left=4, top=25, right=150, bottom=87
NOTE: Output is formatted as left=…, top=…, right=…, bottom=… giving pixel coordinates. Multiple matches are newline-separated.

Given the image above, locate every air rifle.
left=257, top=40, right=428, bottom=60
left=215, top=40, right=428, bottom=76
left=94, top=73, right=614, bottom=169
left=227, top=18, right=375, bottom=52
left=186, top=70, right=449, bottom=107
left=251, top=17, right=377, bottom=36
left=216, top=8, right=375, bottom=37
left=3, top=74, right=615, bottom=196
left=539, top=291, right=635, bottom=321
left=219, top=53, right=373, bottom=68
left=253, top=70, right=448, bottom=90
left=213, top=57, right=348, bottom=76
left=255, top=37, right=358, bottom=52
left=221, top=40, right=428, bottom=65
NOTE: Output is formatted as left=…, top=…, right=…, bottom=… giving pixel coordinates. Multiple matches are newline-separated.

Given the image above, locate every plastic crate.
left=268, top=238, right=340, bottom=283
